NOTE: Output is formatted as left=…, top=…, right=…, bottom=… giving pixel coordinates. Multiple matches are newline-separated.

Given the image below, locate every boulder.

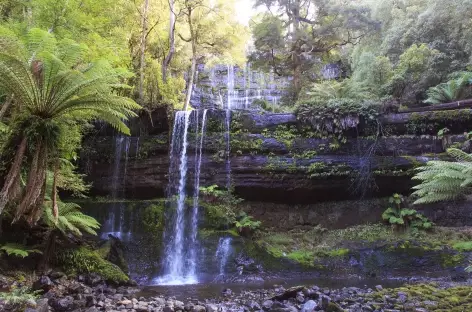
left=301, top=300, right=317, bottom=312
left=33, top=276, right=54, bottom=292
left=49, top=296, right=75, bottom=312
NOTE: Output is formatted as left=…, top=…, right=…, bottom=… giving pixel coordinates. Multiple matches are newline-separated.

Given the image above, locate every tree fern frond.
left=447, top=148, right=472, bottom=162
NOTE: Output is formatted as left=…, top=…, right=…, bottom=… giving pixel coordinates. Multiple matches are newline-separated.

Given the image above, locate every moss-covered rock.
left=368, top=283, right=472, bottom=312
left=57, top=247, right=129, bottom=284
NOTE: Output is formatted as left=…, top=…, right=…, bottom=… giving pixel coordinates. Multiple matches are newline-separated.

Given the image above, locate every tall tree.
left=0, top=29, right=140, bottom=223
left=139, top=0, right=150, bottom=104
left=162, top=0, right=177, bottom=82
left=251, top=0, right=378, bottom=101
left=178, top=0, right=248, bottom=110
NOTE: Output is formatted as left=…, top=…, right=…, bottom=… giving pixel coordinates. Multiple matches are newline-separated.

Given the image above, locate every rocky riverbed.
left=2, top=272, right=472, bottom=312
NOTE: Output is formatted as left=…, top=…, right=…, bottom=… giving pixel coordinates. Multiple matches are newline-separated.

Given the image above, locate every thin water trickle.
left=225, top=67, right=234, bottom=189
left=215, top=237, right=232, bottom=277
left=188, top=109, right=208, bottom=278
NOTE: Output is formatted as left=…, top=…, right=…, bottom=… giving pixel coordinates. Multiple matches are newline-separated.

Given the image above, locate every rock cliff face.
left=79, top=109, right=465, bottom=204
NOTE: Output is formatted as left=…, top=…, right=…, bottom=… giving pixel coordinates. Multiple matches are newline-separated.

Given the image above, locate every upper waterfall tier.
left=190, top=64, right=290, bottom=110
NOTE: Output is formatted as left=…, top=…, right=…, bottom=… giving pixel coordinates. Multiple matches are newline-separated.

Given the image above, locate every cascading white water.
left=225, top=66, right=233, bottom=189
left=215, top=237, right=232, bottom=278
left=158, top=109, right=212, bottom=285
left=159, top=111, right=193, bottom=285
left=102, top=136, right=125, bottom=239
left=188, top=109, right=208, bottom=278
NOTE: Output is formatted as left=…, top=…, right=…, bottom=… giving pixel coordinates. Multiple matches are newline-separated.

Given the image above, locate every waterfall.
left=159, top=111, right=192, bottom=285
left=215, top=237, right=232, bottom=278
left=159, top=109, right=210, bottom=285
left=188, top=109, right=208, bottom=278
left=225, top=66, right=234, bottom=189
left=102, top=136, right=126, bottom=239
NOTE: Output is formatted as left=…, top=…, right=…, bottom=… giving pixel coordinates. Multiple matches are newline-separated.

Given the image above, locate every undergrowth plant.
left=382, top=194, right=433, bottom=232
left=235, top=212, right=261, bottom=236
left=0, top=286, right=40, bottom=310
left=0, top=243, right=42, bottom=258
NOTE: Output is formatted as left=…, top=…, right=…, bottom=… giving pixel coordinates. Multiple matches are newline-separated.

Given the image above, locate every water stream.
left=101, top=136, right=130, bottom=240
left=158, top=110, right=209, bottom=285
left=215, top=237, right=232, bottom=279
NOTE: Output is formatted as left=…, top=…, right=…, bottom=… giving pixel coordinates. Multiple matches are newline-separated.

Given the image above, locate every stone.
left=114, top=294, right=124, bottom=301
left=174, top=300, right=185, bottom=311
left=49, top=271, right=66, bottom=279
left=325, top=302, right=343, bottom=312
left=222, top=288, right=233, bottom=296
left=272, top=286, right=306, bottom=301
left=36, top=298, right=49, bottom=312
left=86, top=295, right=97, bottom=307
left=49, top=296, right=75, bottom=312
left=262, top=300, right=274, bottom=310
left=300, top=300, right=317, bottom=312
left=205, top=304, right=218, bottom=312
left=375, top=285, right=383, bottom=292
left=320, top=295, right=331, bottom=309
left=296, top=292, right=305, bottom=303
left=33, top=276, right=55, bottom=292
left=85, top=308, right=100, bottom=312
left=192, top=305, right=206, bottom=312
left=85, top=273, right=103, bottom=286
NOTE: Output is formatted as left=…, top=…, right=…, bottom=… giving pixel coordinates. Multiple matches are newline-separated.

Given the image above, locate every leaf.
left=389, top=217, right=405, bottom=225
left=0, top=243, right=42, bottom=258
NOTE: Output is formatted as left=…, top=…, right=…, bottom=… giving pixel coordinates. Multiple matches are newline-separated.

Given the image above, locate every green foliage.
left=296, top=99, right=380, bottom=140
left=453, top=242, right=472, bottom=252
left=200, top=185, right=243, bottom=229
left=382, top=194, right=433, bottom=231
left=0, top=286, right=40, bottom=310
left=42, top=201, right=100, bottom=237
left=0, top=243, right=42, bottom=258
left=299, top=79, right=376, bottom=105
left=369, top=284, right=472, bottom=311
left=250, top=0, right=377, bottom=100
left=57, top=247, right=129, bottom=284
left=261, top=125, right=298, bottom=148
left=141, top=203, right=165, bottom=234
left=412, top=148, right=472, bottom=204
left=425, top=72, right=472, bottom=104
left=235, top=213, right=261, bottom=232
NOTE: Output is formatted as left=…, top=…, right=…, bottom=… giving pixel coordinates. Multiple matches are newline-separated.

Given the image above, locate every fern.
left=413, top=148, right=472, bottom=204
left=0, top=287, right=40, bottom=309
left=0, top=243, right=42, bottom=258
left=425, top=72, right=472, bottom=104
left=43, top=201, right=100, bottom=237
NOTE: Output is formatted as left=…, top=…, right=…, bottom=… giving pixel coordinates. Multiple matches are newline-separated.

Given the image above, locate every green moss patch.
left=368, top=284, right=472, bottom=311
left=57, top=247, right=129, bottom=284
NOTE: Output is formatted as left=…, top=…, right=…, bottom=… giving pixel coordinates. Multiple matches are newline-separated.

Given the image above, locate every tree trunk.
left=51, top=159, right=60, bottom=220
left=139, top=0, right=150, bottom=104
left=162, top=0, right=176, bottom=82
left=401, top=98, right=472, bottom=113
left=38, top=230, right=57, bottom=272
left=0, top=137, right=27, bottom=216
left=15, top=140, right=48, bottom=224
left=183, top=8, right=196, bottom=111
left=291, top=0, right=302, bottom=99
left=0, top=95, right=13, bottom=120
left=184, top=55, right=196, bottom=111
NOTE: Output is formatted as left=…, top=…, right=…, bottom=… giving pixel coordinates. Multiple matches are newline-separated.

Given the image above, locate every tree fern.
left=42, top=201, right=100, bottom=237
left=424, top=72, right=472, bottom=104
left=412, top=148, right=472, bottom=204
left=0, top=243, right=42, bottom=258
left=0, top=28, right=140, bottom=222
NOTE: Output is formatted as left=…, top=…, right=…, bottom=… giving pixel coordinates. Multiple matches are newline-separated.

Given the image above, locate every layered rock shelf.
left=79, top=109, right=470, bottom=203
